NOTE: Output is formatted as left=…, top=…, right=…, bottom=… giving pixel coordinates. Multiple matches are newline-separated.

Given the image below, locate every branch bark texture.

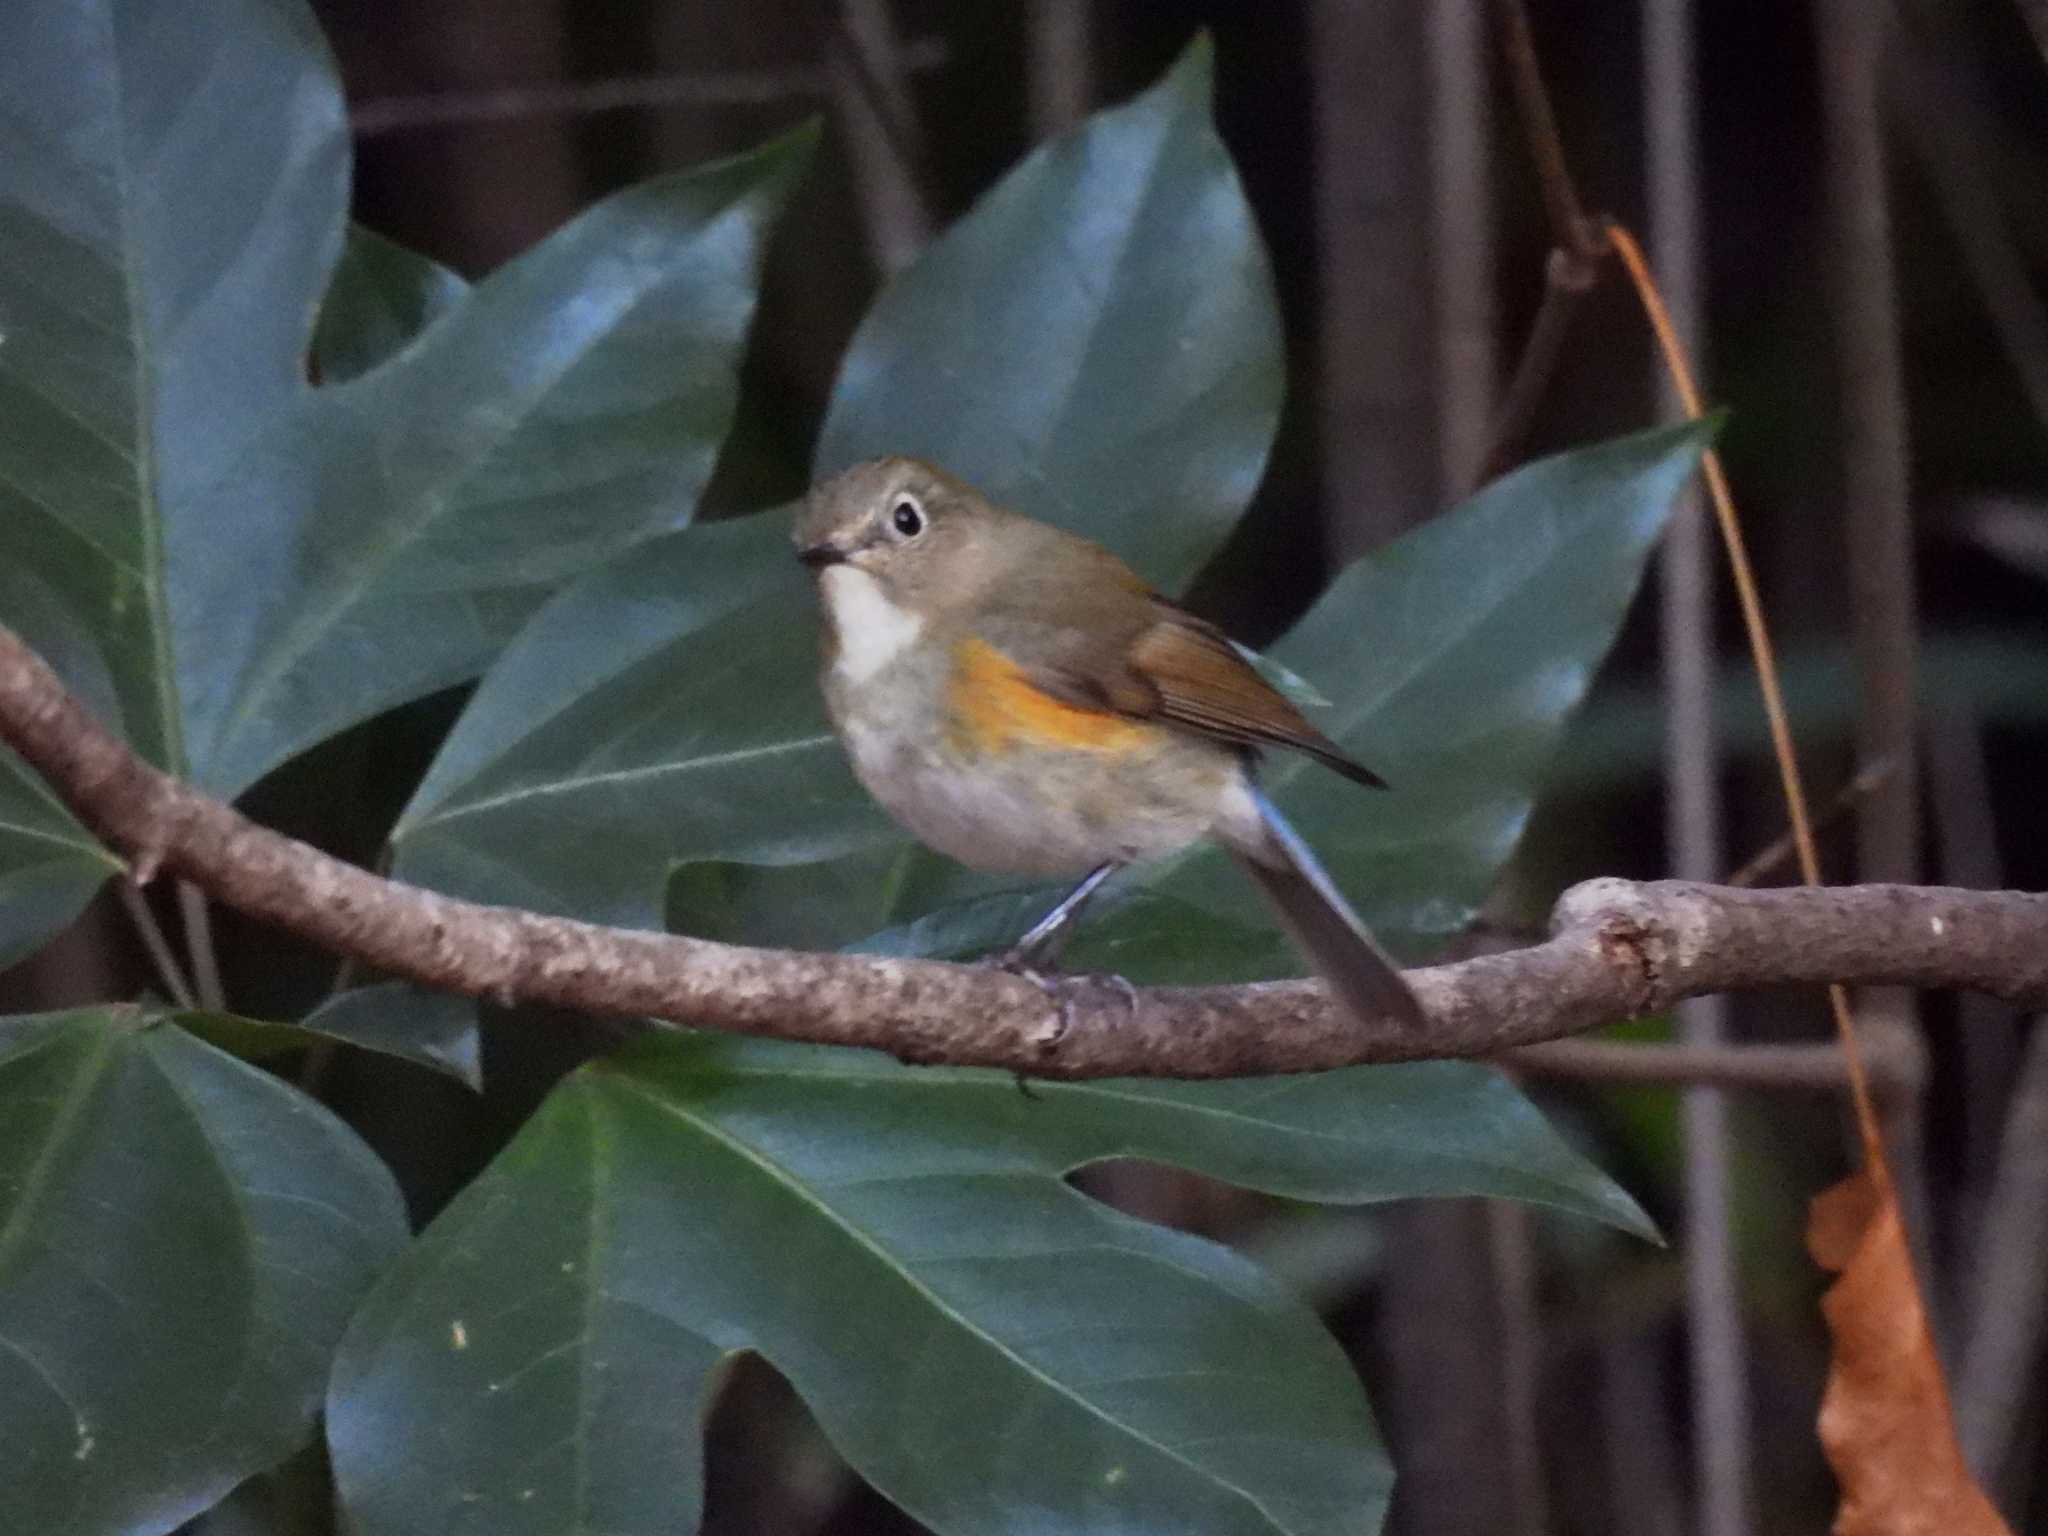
left=2, top=623, right=2044, bottom=1079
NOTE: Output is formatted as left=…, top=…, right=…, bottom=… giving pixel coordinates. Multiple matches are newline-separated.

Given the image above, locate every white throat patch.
left=821, top=565, right=924, bottom=685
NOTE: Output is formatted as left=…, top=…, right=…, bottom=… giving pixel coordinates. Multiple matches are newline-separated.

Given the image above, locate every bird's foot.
left=981, top=953, right=1140, bottom=1041
left=980, top=953, right=1140, bottom=1096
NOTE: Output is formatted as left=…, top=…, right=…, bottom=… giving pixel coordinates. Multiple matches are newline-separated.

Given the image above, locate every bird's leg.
left=996, top=862, right=1121, bottom=974
left=992, top=865, right=1138, bottom=1090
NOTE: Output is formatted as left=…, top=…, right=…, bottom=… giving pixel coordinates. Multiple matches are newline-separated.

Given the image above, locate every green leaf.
left=861, top=422, right=1715, bottom=975
left=331, top=1034, right=1644, bottom=1536
left=0, top=570, right=125, bottom=967
left=389, top=41, right=1282, bottom=927
left=175, top=984, right=483, bottom=1090
left=312, top=226, right=469, bottom=383
left=1236, top=643, right=1333, bottom=710
left=183, top=1447, right=333, bottom=1536
left=1167, top=421, right=1711, bottom=955
left=299, top=984, right=482, bottom=1089
left=183, top=130, right=814, bottom=797
left=815, top=36, right=1279, bottom=596
left=0, top=1008, right=407, bottom=1536
left=0, top=572, right=125, bottom=967
left=390, top=509, right=891, bottom=927
left=0, top=0, right=811, bottom=795
left=668, top=844, right=917, bottom=949
left=0, top=0, right=342, bottom=776
left=0, top=755, right=121, bottom=971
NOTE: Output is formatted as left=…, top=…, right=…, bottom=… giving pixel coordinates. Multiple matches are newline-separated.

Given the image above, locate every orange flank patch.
left=947, top=637, right=1158, bottom=756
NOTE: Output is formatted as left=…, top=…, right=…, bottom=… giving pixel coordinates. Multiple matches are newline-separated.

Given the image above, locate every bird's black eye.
left=891, top=498, right=925, bottom=537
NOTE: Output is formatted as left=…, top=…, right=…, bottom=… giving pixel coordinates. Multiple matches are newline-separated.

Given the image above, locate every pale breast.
left=815, top=575, right=1236, bottom=875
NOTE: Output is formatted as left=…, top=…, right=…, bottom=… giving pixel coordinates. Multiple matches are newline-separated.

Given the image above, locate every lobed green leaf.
left=0, top=1009, right=407, bottom=1536
left=0, top=0, right=811, bottom=798
left=331, top=1033, right=1646, bottom=1536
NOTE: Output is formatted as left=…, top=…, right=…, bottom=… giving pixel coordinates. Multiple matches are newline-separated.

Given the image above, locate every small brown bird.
left=795, top=456, right=1424, bottom=1029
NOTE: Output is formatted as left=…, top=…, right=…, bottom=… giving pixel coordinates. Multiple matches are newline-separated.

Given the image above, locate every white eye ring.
left=890, top=496, right=925, bottom=537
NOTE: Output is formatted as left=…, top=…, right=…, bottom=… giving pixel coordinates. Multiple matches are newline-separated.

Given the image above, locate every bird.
left=794, top=455, right=1425, bottom=1031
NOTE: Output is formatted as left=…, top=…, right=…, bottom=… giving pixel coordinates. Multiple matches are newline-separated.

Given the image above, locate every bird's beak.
left=796, top=541, right=849, bottom=571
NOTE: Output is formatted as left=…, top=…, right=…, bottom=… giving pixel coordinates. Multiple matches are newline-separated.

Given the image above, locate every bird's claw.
left=984, top=957, right=1139, bottom=1044
left=982, top=956, right=1139, bottom=1097
left=1001, top=966, right=1072, bottom=1049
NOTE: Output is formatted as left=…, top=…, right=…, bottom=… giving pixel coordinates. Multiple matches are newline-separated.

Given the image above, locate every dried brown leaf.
left=1808, top=1169, right=2010, bottom=1536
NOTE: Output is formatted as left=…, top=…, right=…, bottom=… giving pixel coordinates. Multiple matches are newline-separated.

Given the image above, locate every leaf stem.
left=177, top=880, right=227, bottom=1011
left=116, top=879, right=196, bottom=1009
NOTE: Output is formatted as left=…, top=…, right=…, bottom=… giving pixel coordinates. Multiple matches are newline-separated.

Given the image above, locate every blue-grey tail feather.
left=1228, top=783, right=1425, bottom=1030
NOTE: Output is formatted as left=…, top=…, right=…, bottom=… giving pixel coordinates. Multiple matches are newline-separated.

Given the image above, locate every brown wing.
left=1125, top=605, right=1387, bottom=788
left=1016, top=596, right=1386, bottom=789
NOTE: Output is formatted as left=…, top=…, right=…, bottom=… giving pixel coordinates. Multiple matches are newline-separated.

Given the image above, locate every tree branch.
left=2, top=621, right=2045, bottom=1079
left=1475, top=0, right=1609, bottom=485
left=1512, top=1038, right=1858, bottom=1094
left=1490, top=0, right=1601, bottom=259
left=345, top=43, right=949, bottom=137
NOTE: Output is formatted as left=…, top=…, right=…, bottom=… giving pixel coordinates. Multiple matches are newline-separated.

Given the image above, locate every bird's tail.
left=1223, top=782, right=1425, bottom=1030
